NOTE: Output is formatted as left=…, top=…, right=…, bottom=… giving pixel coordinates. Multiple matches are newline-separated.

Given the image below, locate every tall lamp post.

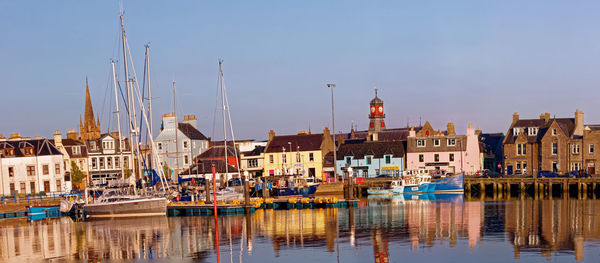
left=326, top=83, right=337, bottom=182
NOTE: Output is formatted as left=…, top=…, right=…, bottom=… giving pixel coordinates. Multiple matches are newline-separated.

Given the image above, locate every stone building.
left=502, top=111, right=590, bottom=176
left=51, top=129, right=88, bottom=189
left=335, top=141, right=405, bottom=178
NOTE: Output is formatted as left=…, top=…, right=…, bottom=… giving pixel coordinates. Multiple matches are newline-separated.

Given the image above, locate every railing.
left=0, top=192, right=80, bottom=205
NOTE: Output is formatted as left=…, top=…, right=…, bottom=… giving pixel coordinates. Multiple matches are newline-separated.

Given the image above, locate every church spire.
left=81, top=78, right=101, bottom=140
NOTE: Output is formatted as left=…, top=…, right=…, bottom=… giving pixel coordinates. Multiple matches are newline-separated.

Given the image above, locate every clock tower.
left=368, top=87, right=386, bottom=134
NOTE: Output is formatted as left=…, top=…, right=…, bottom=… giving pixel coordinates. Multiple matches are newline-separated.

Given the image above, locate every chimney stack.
left=54, top=130, right=62, bottom=146
left=512, top=112, right=519, bottom=124
left=446, top=122, right=456, bottom=136
left=67, top=129, right=79, bottom=140
left=268, top=130, right=275, bottom=142
left=183, top=114, right=198, bottom=129
left=540, top=112, right=550, bottom=122
left=574, top=110, right=584, bottom=136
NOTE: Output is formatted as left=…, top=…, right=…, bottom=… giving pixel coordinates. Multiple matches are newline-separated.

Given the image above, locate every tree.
left=162, top=163, right=172, bottom=178
left=70, top=161, right=86, bottom=189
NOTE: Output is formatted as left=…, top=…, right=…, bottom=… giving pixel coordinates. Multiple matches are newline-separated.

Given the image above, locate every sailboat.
left=83, top=12, right=168, bottom=218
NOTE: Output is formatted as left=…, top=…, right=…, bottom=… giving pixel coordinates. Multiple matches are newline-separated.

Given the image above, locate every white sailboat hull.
left=83, top=197, right=168, bottom=218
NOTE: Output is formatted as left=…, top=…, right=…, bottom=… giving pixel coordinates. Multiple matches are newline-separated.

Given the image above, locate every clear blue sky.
left=2, top=1, right=600, bottom=141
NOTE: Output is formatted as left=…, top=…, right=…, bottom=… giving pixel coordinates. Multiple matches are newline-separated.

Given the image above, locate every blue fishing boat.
left=27, top=206, right=61, bottom=221
left=431, top=173, right=464, bottom=193
left=367, top=187, right=392, bottom=195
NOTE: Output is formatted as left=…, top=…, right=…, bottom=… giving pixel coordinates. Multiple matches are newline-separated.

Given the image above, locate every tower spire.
left=81, top=78, right=101, bottom=140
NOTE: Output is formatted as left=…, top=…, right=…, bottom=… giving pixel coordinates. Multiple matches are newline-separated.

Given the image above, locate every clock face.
left=378, top=106, right=383, bottom=113
left=371, top=106, right=375, bottom=113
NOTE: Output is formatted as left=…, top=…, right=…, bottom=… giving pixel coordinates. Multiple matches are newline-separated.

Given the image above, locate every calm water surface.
left=1, top=195, right=600, bottom=262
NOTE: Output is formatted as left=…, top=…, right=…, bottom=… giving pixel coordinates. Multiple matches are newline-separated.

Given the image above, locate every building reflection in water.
left=0, top=197, right=599, bottom=261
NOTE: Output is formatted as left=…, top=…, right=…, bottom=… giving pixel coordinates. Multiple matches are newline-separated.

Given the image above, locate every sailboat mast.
left=145, top=44, right=153, bottom=145
left=173, top=81, right=180, bottom=180
left=120, top=13, right=137, bottom=187
left=219, top=60, right=229, bottom=184
left=111, top=60, right=126, bottom=180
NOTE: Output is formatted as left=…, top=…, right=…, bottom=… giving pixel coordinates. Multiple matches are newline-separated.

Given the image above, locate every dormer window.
left=513, top=128, right=521, bottom=136
left=528, top=127, right=538, bottom=136
left=417, top=139, right=426, bottom=147
left=72, top=146, right=80, bottom=155
left=433, top=139, right=440, bottom=147
left=447, top=138, right=456, bottom=146
left=22, top=147, right=34, bottom=156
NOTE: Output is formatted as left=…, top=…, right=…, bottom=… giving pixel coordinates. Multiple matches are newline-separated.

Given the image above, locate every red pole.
left=212, top=164, right=220, bottom=263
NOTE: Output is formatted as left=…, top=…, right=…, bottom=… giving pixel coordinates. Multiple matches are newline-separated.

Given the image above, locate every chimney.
left=297, top=130, right=307, bottom=135
left=512, top=112, right=519, bottom=124
left=323, top=127, right=331, bottom=139
left=447, top=122, right=456, bottom=136
left=540, top=112, right=550, bottom=122
left=67, top=129, right=79, bottom=140
left=409, top=126, right=416, bottom=137
left=467, top=123, right=475, bottom=135
left=475, top=127, right=482, bottom=136
left=9, top=133, right=21, bottom=140
left=574, top=110, right=584, bottom=136
left=162, top=112, right=177, bottom=130
left=268, top=130, right=275, bottom=142
left=183, top=114, right=198, bottom=129
left=0, top=134, right=5, bottom=140
left=54, top=130, right=62, bottom=146
left=35, top=136, right=41, bottom=140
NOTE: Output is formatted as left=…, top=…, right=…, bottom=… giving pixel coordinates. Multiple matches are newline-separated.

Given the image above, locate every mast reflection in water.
left=1, top=195, right=600, bottom=262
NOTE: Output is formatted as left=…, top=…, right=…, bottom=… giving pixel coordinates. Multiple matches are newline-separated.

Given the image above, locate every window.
left=43, top=181, right=50, bottom=192
left=419, top=154, right=424, bottom=162
left=56, top=180, right=61, bottom=192
left=552, top=143, right=558, bottom=155
left=8, top=167, right=14, bottom=177
left=282, top=154, right=287, bottom=164
left=516, top=144, right=526, bottom=156
left=296, top=152, right=301, bottom=162
left=72, top=146, right=79, bottom=155
left=107, top=157, right=112, bottom=168
left=248, top=159, right=258, bottom=168
left=552, top=129, right=557, bottom=136
left=30, top=182, right=35, bottom=193
left=345, top=156, right=352, bottom=164
left=433, top=139, right=440, bottom=147
left=417, top=140, right=426, bottom=147
left=99, top=157, right=105, bottom=169
left=523, top=162, right=527, bottom=174
left=184, top=155, right=189, bottom=165
left=90, top=141, right=96, bottom=150
left=42, top=165, right=49, bottom=175
left=447, top=138, right=456, bottom=146
left=183, top=141, right=188, bottom=149
left=269, top=155, right=274, bottom=164
left=9, top=183, right=15, bottom=195
left=92, top=158, right=97, bottom=169
left=516, top=162, right=521, bottom=172
left=590, top=144, right=595, bottom=154
left=27, top=165, right=35, bottom=176
left=449, top=153, right=455, bottom=161
left=366, top=156, right=372, bottom=165
left=572, top=144, right=580, bottom=154
left=513, top=128, right=521, bottom=135
left=158, top=143, right=162, bottom=150
left=55, top=163, right=60, bottom=175
left=309, top=153, right=314, bottom=162
left=385, top=155, right=391, bottom=164
left=20, top=183, right=26, bottom=194
left=123, top=156, right=129, bottom=167
left=115, top=157, right=120, bottom=168
left=434, top=154, right=440, bottom=162
left=528, top=127, right=538, bottom=136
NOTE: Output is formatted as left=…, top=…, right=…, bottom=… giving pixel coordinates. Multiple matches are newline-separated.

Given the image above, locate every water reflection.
left=1, top=196, right=599, bottom=262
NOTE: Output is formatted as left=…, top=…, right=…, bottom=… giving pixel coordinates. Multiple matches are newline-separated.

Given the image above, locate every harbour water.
left=1, top=195, right=600, bottom=262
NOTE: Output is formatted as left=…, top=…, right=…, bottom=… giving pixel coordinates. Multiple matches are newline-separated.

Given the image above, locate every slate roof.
left=241, top=146, right=265, bottom=157
left=336, top=141, right=405, bottom=160
left=265, top=134, right=324, bottom=153
left=195, top=145, right=239, bottom=159
left=0, top=139, right=62, bottom=157
left=178, top=123, right=208, bottom=140
left=180, top=159, right=238, bottom=175
left=340, top=127, right=420, bottom=142
left=505, top=118, right=575, bottom=144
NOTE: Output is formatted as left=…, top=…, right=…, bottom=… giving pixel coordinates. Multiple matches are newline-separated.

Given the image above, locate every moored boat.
left=83, top=196, right=168, bottom=218
left=431, top=172, right=464, bottom=193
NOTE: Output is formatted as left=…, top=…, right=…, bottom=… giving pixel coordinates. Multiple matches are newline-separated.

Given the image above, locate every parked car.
left=566, top=170, right=592, bottom=178
left=538, top=170, right=559, bottom=178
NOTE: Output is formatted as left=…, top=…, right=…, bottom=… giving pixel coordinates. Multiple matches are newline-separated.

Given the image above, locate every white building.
left=0, top=135, right=68, bottom=195
left=86, top=133, right=133, bottom=185
left=155, top=113, right=209, bottom=178
left=240, top=145, right=265, bottom=177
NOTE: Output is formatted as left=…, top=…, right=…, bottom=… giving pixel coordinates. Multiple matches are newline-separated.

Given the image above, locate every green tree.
left=163, top=163, right=172, bottom=178
left=123, top=161, right=133, bottom=178
left=70, top=161, right=86, bottom=189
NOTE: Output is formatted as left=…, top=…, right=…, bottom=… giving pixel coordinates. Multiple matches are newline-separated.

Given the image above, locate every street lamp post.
left=326, top=83, right=337, bottom=182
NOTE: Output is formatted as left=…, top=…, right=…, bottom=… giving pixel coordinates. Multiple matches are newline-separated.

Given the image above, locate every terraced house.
left=335, top=141, right=405, bottom=178
left=502, top=111, right=593, bottom=176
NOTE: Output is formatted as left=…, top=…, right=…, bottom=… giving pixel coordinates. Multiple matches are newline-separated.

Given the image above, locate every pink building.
left=406, top=121, right=480, bottom=175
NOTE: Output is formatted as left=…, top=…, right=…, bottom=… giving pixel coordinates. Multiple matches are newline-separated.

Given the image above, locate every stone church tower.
left=80, top=79, right=101, bottom=141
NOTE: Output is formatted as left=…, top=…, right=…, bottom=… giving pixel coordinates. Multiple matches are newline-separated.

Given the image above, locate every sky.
left=2, top=1, right=600, bottom=141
